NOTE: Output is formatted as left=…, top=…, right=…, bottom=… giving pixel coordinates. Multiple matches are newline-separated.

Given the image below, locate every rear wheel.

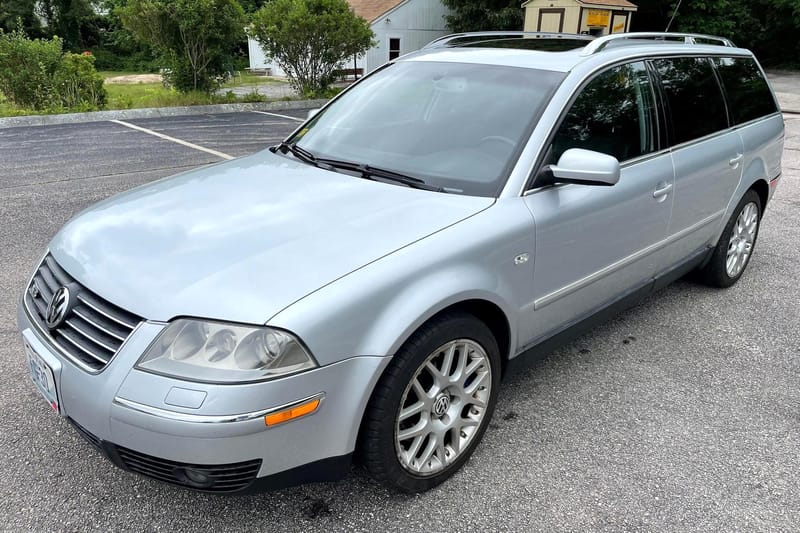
left=361, top=312, right=500, bottom=493
left=698, top=189, right=762, bottom=287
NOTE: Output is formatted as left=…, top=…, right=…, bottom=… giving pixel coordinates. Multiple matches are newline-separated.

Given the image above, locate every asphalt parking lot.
left=0, top=111, right=798, bottom=532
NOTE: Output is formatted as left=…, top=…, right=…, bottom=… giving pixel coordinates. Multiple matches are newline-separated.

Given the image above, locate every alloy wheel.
left=726, top=201, right=759, bottom=278
left=394, top=339, right=492, bottom=476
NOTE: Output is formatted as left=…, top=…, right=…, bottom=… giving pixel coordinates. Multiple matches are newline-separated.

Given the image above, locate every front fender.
left=269, top=199, right=536, bottom=366
left=358, top=267, right=517, bottom=360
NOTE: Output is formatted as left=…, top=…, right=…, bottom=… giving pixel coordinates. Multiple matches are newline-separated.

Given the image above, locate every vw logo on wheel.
left=432, top=394, right=451, bottom=418
left=46, top=286, right=71, bottom=329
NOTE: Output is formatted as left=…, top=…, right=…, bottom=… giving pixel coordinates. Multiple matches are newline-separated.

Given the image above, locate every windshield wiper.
left=271, top=144, right=443, bottom=192
left=314, top=157, right=444, bottom=192
left=271, top=141, right=317, bottom=165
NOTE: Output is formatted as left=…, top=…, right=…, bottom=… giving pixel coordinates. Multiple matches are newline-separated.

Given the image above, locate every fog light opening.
left=173, top=467, right=215, bottom=488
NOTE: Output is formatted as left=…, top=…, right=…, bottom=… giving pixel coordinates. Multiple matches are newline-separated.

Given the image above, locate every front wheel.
left=361, top=312, right=501, bottom=493
left=698, top=189, right=762, bottom=287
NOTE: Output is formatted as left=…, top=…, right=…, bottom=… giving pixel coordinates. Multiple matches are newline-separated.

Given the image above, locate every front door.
left=519, top=61, right=674, bottom=346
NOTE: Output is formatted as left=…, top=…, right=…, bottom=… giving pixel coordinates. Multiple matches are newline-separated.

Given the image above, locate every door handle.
left=729, top=153, right=744, bottom=167
left=653, top=183, right=673, bottom=199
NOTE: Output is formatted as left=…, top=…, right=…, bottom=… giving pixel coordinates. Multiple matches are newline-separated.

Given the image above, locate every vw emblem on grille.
left=46, top=286, right=71, bottom=329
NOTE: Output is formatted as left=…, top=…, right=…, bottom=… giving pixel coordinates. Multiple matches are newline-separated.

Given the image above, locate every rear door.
left=712, top=56, right=784, bottom=199
left=651, top=56, right=744, bottom=271
left=519, top=61, right=674, bottom=345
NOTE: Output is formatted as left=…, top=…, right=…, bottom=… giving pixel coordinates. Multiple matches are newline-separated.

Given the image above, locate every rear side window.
left=653, top=57, right=728, bottom=145
left=552, top=61, right=658, bottom=162
left=713, top=57, right=778, bottom=124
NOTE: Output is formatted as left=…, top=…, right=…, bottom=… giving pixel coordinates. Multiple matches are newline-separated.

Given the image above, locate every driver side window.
left=551, top=61, right=657, bottom=163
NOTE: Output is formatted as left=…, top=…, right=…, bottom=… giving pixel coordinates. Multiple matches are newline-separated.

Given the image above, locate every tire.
left=698, top=189, right=762, bottom=288
left=361, top=312, right=501, bottom=493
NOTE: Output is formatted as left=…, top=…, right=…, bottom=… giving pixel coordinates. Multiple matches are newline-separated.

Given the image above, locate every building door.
left=537, top=8, right=565, bottom=32
left=388, top=38, right=401, bottom=60
left=610, top=11, right=629, bottom=33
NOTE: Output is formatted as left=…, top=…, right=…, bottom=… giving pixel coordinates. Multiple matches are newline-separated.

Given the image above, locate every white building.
left=248, top=0, right=452, bottom=77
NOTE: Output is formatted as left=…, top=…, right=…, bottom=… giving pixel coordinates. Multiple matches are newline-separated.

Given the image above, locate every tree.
left=631, top=0, right=800, bottom=68
left=0, top=0, right=42, bottom=37
left=250, top=0, right=374, bottom=96
left=440, top=0, right=523, bottom=32
left=119, top=0, right=246, bottom=92
left=91, top=0, right=158, bottom=71
left=36, top=0, right=98, bottom=50
left=238, top=0, right=269, bottom=12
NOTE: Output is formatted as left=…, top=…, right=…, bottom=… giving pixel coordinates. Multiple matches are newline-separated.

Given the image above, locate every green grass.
left=100, top=71, right=289, bottom=110
left=0, top=101, right=34, bottom=117
left=105, top=82, right=230, bottom=109
left=0, top=72, right=297, bottom=117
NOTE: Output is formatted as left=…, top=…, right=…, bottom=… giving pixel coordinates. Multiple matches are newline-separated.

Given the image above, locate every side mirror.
left=548, top=148, right=620, bottom=186
left=307, top=108, right=321, bottom=119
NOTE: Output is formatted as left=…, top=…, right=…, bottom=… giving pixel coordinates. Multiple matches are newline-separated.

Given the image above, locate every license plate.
left=25, top=342, right=59, bottom=412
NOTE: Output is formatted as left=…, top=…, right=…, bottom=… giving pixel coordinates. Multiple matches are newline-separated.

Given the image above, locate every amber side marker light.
left=265, top=397, right=321, bottom=427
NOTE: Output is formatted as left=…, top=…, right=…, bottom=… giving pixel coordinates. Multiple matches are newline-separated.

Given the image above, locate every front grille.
left=116, top=446, right=262, bottom=493
left=25, top=254, right=142, bottom=372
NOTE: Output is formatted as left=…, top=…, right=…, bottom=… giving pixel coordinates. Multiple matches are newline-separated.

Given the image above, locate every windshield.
left=290, top=61, right=564, bottom=196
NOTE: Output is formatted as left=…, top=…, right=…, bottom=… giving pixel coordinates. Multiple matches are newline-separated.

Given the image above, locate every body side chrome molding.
left=534, top=210, right=725, bottom=309
left=113, top=393, right=325, bottom=424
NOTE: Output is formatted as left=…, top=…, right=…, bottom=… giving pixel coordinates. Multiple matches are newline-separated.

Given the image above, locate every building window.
left=389, top=38, right=401, bottom=60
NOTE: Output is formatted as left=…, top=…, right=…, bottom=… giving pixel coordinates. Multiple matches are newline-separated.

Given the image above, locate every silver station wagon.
left=19, top=32, right=784, bottom=493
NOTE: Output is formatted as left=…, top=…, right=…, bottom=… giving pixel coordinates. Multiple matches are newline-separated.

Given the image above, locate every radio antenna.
left=665, top=0, right=684, bottom=31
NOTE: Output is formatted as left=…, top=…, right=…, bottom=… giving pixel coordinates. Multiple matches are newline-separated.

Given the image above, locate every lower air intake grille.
left=68, top=419, right=103, bottom=452
left=116, top=446, right=262, bottom=493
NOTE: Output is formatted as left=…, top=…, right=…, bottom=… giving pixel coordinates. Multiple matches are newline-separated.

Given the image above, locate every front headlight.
left=136, top=319, right=317, bottom=383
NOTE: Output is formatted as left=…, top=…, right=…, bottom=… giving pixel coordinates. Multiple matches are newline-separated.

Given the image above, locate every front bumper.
left=18, top=302, right=390, bottom=493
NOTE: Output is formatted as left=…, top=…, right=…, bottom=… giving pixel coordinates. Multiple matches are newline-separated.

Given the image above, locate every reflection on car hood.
left=50, top=151, right=493, bottom=324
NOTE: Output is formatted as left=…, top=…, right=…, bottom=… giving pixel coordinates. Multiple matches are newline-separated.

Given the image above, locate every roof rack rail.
left=424, top=31, right=594, bottom=50
left=580, top=32, right=736, bottom=56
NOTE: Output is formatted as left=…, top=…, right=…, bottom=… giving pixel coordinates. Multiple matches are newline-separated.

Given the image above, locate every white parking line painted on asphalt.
left=250, top=110, right=305, bottom=122
left=109, top=119, right=235, bottom=160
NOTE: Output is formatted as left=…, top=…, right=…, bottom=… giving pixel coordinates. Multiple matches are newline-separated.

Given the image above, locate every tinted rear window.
left=713, top=57, right=778, bottom=124
left=654, top=57, right=729, bottom=145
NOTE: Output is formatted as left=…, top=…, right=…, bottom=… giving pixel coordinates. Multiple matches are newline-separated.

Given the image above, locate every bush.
left=251, top=0, right=374, bottom=95
left=160, top=55, right=233, bottom=94
left=91, top=47, right=160, bottom=72
left=119, top=0, right=246, bottom=93
left=54, top=53, right=106, bottom=109
left=0, top=28, right=62, bottom=109
left=0, top=28, right=107, bottom=111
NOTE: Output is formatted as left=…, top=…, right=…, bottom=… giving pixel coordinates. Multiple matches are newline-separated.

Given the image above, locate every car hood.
left=50, top=151, right=493, bottom=324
